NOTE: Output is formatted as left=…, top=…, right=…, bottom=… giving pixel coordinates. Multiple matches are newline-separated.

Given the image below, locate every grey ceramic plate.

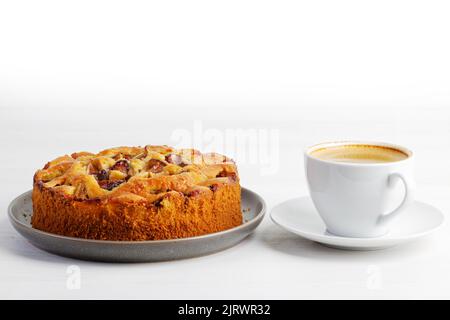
left=8, top=188, right=265, bottom=262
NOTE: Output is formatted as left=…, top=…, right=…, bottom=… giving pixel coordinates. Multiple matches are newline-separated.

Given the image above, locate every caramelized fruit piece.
left=96, top=169, right=109, bottom=181
left=165, top=154, right=185, bottom=166
left=187, top=189, right=202, bottom=197
left=111, top=160, right=129, bottom=174
left=99, top=180, right=125, bottom=191
left=217, top=170, right=237, bottom=182
left=147, top=159, right=165, bottom=173
left=209, top=184, right=219, bottom=192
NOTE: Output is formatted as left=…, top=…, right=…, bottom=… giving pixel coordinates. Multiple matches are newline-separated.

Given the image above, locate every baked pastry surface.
left=32, top=145, right=242, bottom=240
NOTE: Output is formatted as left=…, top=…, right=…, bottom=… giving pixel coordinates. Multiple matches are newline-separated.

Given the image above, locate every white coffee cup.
left=304, top=141, right=414, bottom=238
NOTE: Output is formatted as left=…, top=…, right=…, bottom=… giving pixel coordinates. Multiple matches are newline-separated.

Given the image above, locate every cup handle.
left=377, top=173, right=412, bottom=227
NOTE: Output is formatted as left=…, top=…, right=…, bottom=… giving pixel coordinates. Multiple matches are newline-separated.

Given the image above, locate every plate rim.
left=270, top=196, right=445, bottom=246
left=9, top=186, right=266, bottom=245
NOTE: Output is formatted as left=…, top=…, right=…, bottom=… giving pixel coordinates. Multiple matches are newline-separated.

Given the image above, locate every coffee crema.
left=309, top=144, right=409, bottom=163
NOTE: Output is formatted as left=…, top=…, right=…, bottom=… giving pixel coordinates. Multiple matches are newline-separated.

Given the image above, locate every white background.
left=0, top=0, right=449, bottom=299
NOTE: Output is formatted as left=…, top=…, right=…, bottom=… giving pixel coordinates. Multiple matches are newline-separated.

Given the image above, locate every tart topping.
left=146, top=159, right=165, bottom=173
left=109, top=170, right=127, bottom=181
left=92, top=156, right=116, bottom=171
left=111, top=160, right=130, bottom=174
left=71, top=152, right=94, bottom=159
left=99, top=179, right=125, bottom=191
left=153, top=196, right=170, bottom=208
left=163, top=164, right=183, bottom=175
left=35, top=145, right=238, bottom=200
left=187, top=189, right=202, bottom=197
left=209, top=184, right=219, bottom=192
left=130, top=158, right=146, bottom=174
left=96, top=169, right=109, bottom=181
left=165, top=154, right=185, bottom=166
left=113, top=153, right=132, bottom=161
left=217, top=170, right=237, bottom=182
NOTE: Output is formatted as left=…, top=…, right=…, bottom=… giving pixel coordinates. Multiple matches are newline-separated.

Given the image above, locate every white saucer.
left=270, top=197, right=445, bottom=250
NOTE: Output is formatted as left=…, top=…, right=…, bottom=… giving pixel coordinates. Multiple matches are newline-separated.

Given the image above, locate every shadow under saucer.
left=259, top=223, right=435, bottom=262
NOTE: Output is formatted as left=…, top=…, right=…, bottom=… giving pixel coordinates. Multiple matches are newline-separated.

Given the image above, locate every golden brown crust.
left=31, top=145, right=242, bottom=240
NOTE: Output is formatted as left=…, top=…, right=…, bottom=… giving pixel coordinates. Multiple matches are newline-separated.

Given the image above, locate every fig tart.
left=32, top=145, right=242, bottom=240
